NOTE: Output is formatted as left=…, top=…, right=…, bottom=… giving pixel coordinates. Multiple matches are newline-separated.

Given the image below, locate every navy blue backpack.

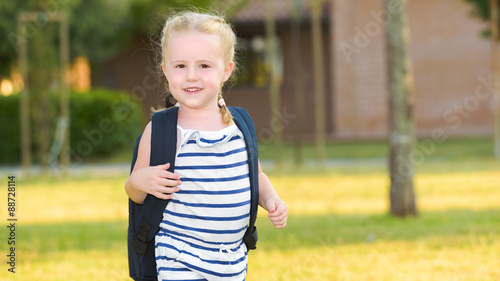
left=128, top=106, right=259, bottom=281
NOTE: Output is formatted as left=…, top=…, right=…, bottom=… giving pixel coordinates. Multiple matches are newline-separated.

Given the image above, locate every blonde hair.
left=160, top=11, right=236, bottom=125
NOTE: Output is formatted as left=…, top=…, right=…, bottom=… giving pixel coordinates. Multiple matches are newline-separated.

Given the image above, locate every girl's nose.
left=186, top=68, right=198, bottom=81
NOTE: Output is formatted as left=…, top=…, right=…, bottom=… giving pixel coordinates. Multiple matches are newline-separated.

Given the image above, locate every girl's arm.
left=257, top=161, right=288, bottom=229
left=125, top=122, right=181, bottom=204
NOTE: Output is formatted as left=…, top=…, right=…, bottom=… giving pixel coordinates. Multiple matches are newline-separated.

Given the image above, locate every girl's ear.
left=162, top=64, right=167, bottom=77
left=222, top=61, right=234, bottom=82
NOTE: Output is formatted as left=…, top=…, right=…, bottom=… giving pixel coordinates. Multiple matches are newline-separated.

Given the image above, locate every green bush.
left=0, top=94, right=21, bottom=164
left=0, top=89, right=146, bottom=165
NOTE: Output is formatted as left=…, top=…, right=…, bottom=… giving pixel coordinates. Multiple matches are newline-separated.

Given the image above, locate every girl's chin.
left=178, top=102, right=218, bottom=110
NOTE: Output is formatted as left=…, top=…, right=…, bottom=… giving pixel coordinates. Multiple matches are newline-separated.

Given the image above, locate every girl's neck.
left=177, top=105, right=226, bottom=131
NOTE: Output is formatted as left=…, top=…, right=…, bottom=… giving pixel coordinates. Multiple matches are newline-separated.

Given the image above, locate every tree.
left=492, top=0, right=500, bottom=159
left=385, top=0, right=418, bottom=217
left=463, top=0, right=500, bottom=158
left=2, top=0, right=250, bottom=170
left=311, top=0, right=326, bottom=167
left=7, top=0, right=127, bottom=171
left=265, top=0, right=284, bottom=169
left=129, top=0, right=249, bottom=36
left=0, top=0, right=131, bottom=77
left=15, top=1, right=71, bottom=173
left=0, top=0, right=250, bottom=77
left=291, top=0, right=306, bottom=167
left=463, top=0, right=499, bottom=35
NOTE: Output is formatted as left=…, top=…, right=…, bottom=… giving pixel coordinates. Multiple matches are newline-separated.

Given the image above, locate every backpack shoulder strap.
left=128, top=107, right=178, bottom=280
left=130, top=133, right=142, bottom=174
left=128, top=107, right=178, bottom=279
left=228, top=106, right=259, bottom=250
left=133, top=107, right=178, bottom=255
left=150, top=107, right=179, bottom=167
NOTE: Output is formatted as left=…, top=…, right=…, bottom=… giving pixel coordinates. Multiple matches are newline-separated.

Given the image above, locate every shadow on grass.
left=18, top=209, right=500, bottom=254
left=256, top=209, right=500, bottom=251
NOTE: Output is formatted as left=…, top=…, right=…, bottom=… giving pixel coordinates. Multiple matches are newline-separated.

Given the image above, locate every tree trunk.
left=59, top=13, right=70, bottom=172
left=31, top=19, right=52, bottom=173
left=385, top=0, right=417, bottom=217
left=292, top=0, right=305, bottom=167
left=311, top=0, right=326, bottom=166
left=491, top=0, right=500, bottom=159
left=265, top=0, right=284, bottom=169
left=18, top=14, right=31, bottom=175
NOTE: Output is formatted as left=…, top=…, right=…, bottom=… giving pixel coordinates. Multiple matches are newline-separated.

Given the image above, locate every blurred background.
left=0, top=0, right=499, bottom=280
left=0, top=0, right=498, bottom=168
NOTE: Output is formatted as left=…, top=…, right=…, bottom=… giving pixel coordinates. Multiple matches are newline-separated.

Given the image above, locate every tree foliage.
left=0, top=0, right=131, bottom=76
left=129, top=0, right=249, bottom=36
left=69, top=0, right=132, bottom=65
left=464, top=0, right=490, bottom=19
left=463, top=0, right=500, bottom=37
left=0, top=0, right=249, bottom=76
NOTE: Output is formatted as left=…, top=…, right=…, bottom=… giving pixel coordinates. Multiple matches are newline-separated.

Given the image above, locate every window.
left=236, top=35, right=283, bottom=88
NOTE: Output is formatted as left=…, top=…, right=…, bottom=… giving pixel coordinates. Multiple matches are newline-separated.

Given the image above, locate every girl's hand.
left=265, top=197, right=288, bottom=229
left=129, top=163, right=181, bottom=200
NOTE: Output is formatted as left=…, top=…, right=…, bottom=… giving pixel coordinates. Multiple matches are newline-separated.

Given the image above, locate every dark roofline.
left=230, top=0, right=330, bottom=25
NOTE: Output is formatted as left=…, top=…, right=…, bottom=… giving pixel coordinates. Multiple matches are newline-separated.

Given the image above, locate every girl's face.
left=163, top=30, right=233, bottom=111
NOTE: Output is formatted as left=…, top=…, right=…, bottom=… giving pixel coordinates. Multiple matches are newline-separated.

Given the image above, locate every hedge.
left=0, top=94, right=21, bottom=164
left=0, top=88, right=146, bottom=165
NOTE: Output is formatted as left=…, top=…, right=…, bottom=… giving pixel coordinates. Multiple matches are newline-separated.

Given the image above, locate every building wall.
left=227, top=21, right=332, bottom=141
left=409, top=0, right=492, bottom=137
left=331, top=0, right=492, bottom=139
left=331, top=0, right=389, bottom=139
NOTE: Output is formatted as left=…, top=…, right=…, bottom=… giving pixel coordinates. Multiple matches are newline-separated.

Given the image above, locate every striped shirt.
left=155, top=124, right=250, bottom=281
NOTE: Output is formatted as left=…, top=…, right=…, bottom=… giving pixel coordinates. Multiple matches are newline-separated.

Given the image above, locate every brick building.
left=330, top=0, right=492, bottom=139
left=100, top=0, right=493, bottom=140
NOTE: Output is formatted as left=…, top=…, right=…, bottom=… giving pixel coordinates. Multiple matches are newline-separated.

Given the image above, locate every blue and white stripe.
left=155, top=124, right=250, bottom=281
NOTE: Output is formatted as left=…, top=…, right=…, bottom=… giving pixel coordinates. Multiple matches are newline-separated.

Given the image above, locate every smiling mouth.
left=184, top=87, right=202, bottom=93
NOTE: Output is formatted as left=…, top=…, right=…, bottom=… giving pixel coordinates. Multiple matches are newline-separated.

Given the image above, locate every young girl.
left=125, top=11, right=288, bottom=281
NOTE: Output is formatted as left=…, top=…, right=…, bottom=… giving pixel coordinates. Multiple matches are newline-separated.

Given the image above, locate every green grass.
left=71, top=136, right=496, bottom=165
left=258, top=137, right=495, bottom=161
left=0, top=137, right=499, bottom=280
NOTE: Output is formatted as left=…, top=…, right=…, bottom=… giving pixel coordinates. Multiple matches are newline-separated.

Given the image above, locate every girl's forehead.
left=167, top=31, right=221, bottom=52
left=165, top=30, right=224, bottom=62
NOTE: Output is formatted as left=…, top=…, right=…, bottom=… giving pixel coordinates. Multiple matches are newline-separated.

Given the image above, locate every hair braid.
left=218, top=85, right=233, bottom=125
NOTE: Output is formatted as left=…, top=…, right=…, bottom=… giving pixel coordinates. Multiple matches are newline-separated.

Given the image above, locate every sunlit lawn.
left=0, top=157, right=499, bottom=280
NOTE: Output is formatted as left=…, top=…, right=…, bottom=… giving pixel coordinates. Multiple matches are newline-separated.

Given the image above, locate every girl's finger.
left=160, top=178, right=181, bottom=187
left=154, top=191, right=172, bottom=200
left=273, top=219, right=287, bottom=228
left=160, top=170, right=181, bottom=180
left=155, top=163, right=170, bottom=170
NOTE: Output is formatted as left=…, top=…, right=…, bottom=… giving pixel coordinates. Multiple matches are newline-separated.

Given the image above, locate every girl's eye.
left=200, top=64, right=210, bottom=69
left=175, top=64, right=185, bottom=68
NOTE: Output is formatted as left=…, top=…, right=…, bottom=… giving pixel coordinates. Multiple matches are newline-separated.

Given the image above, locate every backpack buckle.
left=132, top=221, right=152, bottom=256
left=243, top=226, right=258, bottom=250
